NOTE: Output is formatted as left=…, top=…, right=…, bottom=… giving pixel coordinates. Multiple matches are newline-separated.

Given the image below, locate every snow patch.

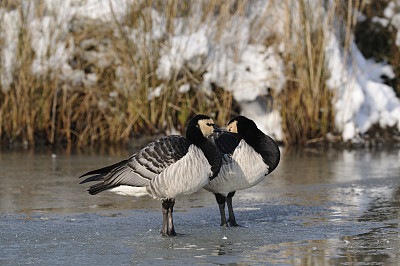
left=156, top=27, right=209, bottom=79
left=383, top=1, right=400, bottom=46
left=326, top=32, right=400, bottom=141
left=0, top=10, right=20, bottom=91
left=178, top=84, right=190, bottom=93
left=148, top=84, right=165, bottom=100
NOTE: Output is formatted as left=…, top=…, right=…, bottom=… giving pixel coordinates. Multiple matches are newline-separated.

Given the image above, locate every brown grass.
left=276, top=0, right=335, bottom=145
left=276, top=0, right=365, bottom=145
left=0, top=0, right=366, bottom=147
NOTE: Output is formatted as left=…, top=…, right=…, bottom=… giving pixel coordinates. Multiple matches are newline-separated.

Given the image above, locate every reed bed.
left=278, top=0, right=336, bottom=145
left=0, top=0, right=362, bottom=147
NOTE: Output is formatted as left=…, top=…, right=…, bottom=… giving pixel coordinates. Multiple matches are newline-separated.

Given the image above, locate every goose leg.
left=161, top=199, right=177, bottom=236
left=167, top=199, right=176, bottom=236
left=227, top=191, right=240, bottom=227
left=214, top=193, right=228, bottom=227
left=161, top=200, right=169, bottom=236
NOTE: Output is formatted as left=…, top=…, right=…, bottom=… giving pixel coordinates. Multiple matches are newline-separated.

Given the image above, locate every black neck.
left=244, top=129, right=280, bottom=173
left=197, top=138, right=222, bottom=180
left=186, top=129, right=221, bottom=180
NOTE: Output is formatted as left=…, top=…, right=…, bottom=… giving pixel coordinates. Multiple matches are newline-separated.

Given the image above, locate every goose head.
left=227, top=115, right=257, bottom=138
left=227, top=115, right=280, bottom=172
left=186, top=114, right=217, bottom=143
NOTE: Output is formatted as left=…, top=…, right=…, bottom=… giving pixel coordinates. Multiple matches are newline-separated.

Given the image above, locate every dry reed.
left=0, top=0, right=364, bottom=147
left=277, top=0, right=365, bottom=145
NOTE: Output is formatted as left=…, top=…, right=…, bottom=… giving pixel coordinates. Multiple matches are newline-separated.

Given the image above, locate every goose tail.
left=87, top=183, right=117, bottom=195
left=78, top=159, right=128, bottom=184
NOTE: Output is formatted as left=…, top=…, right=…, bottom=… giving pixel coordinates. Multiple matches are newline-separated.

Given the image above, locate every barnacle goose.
left=204, top=115, right=280, bottom=227
left=79, top=114, right=221, bottom=236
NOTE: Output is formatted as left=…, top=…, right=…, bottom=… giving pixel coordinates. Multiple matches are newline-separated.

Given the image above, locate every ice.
left=3, top=148, right=400, bottom=265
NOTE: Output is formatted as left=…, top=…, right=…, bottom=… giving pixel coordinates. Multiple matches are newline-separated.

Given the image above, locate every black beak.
left=213, top=127, right=228, bottom=133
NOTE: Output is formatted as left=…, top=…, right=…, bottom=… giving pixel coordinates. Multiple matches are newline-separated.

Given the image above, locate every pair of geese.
left=79, top=115, right=280, bottom=236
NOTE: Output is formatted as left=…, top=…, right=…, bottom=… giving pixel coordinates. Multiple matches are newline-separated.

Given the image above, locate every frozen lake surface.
left=1, top=147, right=400, bottom=265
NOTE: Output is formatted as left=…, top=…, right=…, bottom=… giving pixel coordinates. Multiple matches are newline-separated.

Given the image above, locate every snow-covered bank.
left=1, top=0, right=399, bottom=145
left=326, top=33, right=400, bottom=142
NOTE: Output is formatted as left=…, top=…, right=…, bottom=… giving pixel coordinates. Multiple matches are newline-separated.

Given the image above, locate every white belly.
left=109, top=186, right=149, bottom=197
left=204, top=140, right=269, bottom=195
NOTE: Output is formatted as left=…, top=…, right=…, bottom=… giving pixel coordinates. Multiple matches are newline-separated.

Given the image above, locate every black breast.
left=251, top=133, right=280, bottom=173
left=206, top=131, right=242, bottom=155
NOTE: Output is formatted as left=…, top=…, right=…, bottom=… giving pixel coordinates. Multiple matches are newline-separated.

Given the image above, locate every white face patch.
left=198, top=118, right=215, bottom=136
left=227, top=120, right=238, bottom=133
